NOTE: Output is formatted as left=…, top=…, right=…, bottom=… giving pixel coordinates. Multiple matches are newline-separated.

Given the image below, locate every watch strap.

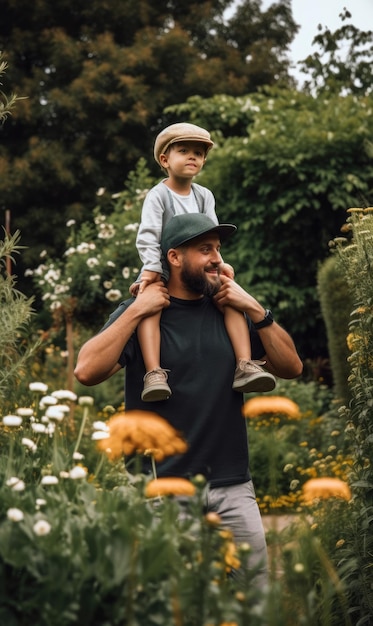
left=253, top=309, right=274, bottom=330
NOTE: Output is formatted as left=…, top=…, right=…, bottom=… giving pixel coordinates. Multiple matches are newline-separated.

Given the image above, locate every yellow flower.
left=222, top=540, right=241, bottom=573
left=302, top=477, right=351, bottom=504
left=97, top=410, right=188, bottom=461
left=242, top=395, right=300, bottom=419
left=144, top=477, right=196, bottom=498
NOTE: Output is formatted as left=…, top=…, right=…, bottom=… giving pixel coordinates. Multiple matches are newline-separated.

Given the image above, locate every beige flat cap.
left=154, top=122, right=214, bottom=165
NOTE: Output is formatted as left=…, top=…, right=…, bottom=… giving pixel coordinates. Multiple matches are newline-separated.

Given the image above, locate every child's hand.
left=221, top=262, right=235, bottom=280
left=139, top=270, right=161, bottom=293
left=129, top=282, right=140, bottom=296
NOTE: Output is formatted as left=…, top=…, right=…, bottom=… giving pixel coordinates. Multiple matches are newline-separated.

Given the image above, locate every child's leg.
left=224, top=306, right=252, bottom=362
left=137, top=312, right=171, bottom=402
left=224, top=306, right=276, bottom=393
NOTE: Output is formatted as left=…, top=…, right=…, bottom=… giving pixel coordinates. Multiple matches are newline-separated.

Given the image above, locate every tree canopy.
left=0, top=0, right=298, bottom=276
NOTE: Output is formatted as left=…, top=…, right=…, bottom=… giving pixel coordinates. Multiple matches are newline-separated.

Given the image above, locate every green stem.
left=73, top=406, right=89, bottom=455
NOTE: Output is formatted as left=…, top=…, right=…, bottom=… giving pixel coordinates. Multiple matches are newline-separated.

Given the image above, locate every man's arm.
left=213, top=276, right=303, bottom=379
left=74, top=282, right=170, bottom=386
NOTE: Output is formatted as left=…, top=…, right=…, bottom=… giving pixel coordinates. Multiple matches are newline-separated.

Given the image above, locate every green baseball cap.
left=161, top=213, right=237, bottom=255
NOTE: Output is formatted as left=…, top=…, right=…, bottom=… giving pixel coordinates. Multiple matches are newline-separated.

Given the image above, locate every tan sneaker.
left=233, top=360, right=276, bottom=393
left=141, top=368, right=172, bottom=402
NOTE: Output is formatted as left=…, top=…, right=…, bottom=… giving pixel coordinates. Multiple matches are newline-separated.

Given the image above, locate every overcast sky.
left=226, top=0, right=373, bottom=85
left=263, top=0, right=373, bottom=83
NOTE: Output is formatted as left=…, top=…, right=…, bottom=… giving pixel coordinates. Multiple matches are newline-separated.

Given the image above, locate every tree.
left=166, top=88, right=373, bottom=360
left=298, top=8, right=373, bottom=95
left=0, top=0, right=298, bottom=285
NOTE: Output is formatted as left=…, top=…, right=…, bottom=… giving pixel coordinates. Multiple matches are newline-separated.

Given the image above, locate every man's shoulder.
left=102, top=297, right=135, bottom=329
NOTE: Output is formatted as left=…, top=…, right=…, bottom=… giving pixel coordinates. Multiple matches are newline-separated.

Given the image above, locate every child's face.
left=160, top=141, right=207, bottom=178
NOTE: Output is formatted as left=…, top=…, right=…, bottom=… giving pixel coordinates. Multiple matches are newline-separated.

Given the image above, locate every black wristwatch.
left=253, top=309, right=274, bottom=329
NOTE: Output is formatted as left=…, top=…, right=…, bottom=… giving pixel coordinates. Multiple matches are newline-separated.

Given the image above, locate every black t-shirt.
left=103, top=295, right=265, bottom=488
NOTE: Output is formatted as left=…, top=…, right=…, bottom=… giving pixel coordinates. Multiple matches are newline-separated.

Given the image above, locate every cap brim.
left=175, top=223, right=237, bottom=248
left=164, top=135, right=214, bottom=153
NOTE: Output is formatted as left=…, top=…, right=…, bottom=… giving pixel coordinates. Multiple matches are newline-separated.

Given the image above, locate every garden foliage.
left=332, top=209, right=373, bottom=623
left=0, top=230, right=40, bottom=413
left=317, top=255, right=352, bottom=404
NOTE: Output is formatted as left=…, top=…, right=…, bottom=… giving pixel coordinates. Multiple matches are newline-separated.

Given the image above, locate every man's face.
left=178, top=234, right=223, bottom=296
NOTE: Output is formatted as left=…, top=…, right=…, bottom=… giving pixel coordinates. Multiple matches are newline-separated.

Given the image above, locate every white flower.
left=16, top=407, right=34, bottom=417
left=79, top=396, right=94, bottom=407
left=122, top=267, right=130, bottom=279
left=33, top=520, right=52, bottom=536
left=69, top=466, right=87, bottom=480
left=41, top=475, right=59, bottom=486
left=31, top=422, right=47, bottom=434
left=76, top=242, right=90, bottom=254
left=7, top=508, right=24, bottom=522
left=86, top=257, right=100, bottom=268
left=39, top=395, right=58, bottom=408
left=73, top=451, right=85, bottom=461
left=96, top=187, right=106, bottom=196
left=36, top=498, right=47, bottom=508
left=2, top=415, right=23, bottom=427
left=98, top=223, right=115, bottom=239
left=52, top=389, right=77, bottom=402
left=103, top=280, right=112, bottom=289
left=66, top=219, right=76, bottom=227
left=29, top=381, right=48, bottom=393
left=105, top=289, right=122, bottom=302
left=59, top=471, right=70, bottom=479
left=45, top=407, right=65, bottom=421
left=6, top=477, right=26, bottom=491
left=106, top=261, right=115, bottom=267
left=50, top=301, right=62, bottom=311
left=22, top=437, right=37, bottom=453
left=124, top=223, right=139, bottom=232
left=92, top=430, right=110, bottom=440
left=89, top=274, right=101, bottom=281
left=283, top=464, right=294, bottom=473
left=64, top=246, right=76, bottom=256
left=92, top=420, right=109, bottom=431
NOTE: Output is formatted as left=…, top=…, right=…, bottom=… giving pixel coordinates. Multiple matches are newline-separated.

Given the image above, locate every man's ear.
left=167, top=248, right=182, bottom=267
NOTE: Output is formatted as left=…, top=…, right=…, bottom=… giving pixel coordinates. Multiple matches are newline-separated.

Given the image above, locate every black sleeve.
left=100, top=298, right=137, bottom=367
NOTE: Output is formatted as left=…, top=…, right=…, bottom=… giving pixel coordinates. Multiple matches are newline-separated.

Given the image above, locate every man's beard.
left=180, top=260, right=221, bottom=297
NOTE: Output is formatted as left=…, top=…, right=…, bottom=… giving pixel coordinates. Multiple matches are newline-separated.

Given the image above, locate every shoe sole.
left=141, top=385, right=172, bottom=402
left=233, top=373, right=276, bottom=393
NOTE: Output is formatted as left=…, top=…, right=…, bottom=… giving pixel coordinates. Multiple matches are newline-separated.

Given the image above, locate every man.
left=74, top=213, right=303, bottom=588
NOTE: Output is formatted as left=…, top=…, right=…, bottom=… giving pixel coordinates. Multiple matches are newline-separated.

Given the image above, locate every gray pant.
left=205, top=480, right=268, bottom=591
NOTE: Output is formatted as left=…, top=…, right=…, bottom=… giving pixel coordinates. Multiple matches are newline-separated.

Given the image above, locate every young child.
left=130, top=122, right=276, bottom=401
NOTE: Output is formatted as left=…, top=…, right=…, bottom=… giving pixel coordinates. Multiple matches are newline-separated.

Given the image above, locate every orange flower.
left=242, top=395, right=300, bottom=419
left=97, top=410, right=187, bottom=461
left=145, top=477, right=196, bottom=498
left=302, top=477, right=352, bottom=504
